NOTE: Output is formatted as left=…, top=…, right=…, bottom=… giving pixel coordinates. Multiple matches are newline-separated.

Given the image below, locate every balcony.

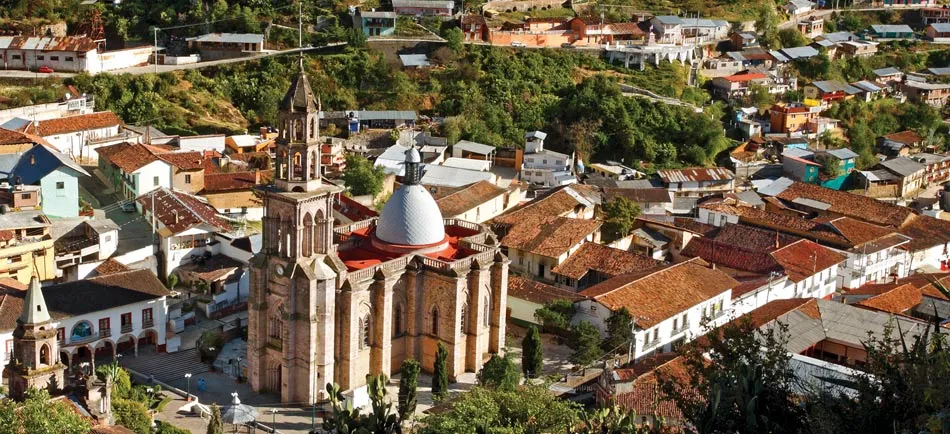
left=121, top=323, right=133, bottom=334
left=99, top=328, right=111, bottom=339
left=671, top=322, right=690, bottom=336
left=642, top=338, right=663, bottom=351
left=142, top=319, right=154, bottom=329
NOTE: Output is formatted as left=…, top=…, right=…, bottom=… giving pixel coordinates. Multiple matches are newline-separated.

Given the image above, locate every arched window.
left=460, top=303, right=468, bottom=335
left=360, top=314, right=371, bottom=349
left=309, top=118, right=316, bottom=139
left=430, top=307, right=439, bottom=336
left=268, top=312, right=282, bottom=340
left=70, top=321, right=93, bottom=342
left=393, top=303, right=404, bottom=337
left=314, top=210, right=325, bottom=254
left=293, top=152, right=303, bottom=180
left=39, top=344, right=50, bottom=365
left=279, top=151, right=288, bottom=179
left=310, top=150, right=319, bottom=179
left=483, top=296, right=491, bottom=327
left=295, top=119, right=304, bottom=141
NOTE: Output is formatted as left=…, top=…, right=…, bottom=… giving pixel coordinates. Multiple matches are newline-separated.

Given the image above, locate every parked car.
left=511, top=41, right=526, bottom=47
left=37, top=66, right=54, bottom=73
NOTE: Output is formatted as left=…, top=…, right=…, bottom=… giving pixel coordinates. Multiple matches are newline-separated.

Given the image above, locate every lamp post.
left=184, top=373, right=193, bottom=401
left=268, top=409, right=279, bottom=433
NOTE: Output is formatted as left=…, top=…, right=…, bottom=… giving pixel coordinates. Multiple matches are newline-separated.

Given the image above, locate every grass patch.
left=154, top=396, right=173, bottom=412
left=395, top=17, right=431, bottom=38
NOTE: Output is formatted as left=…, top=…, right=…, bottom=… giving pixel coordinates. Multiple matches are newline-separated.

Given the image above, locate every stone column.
left=449, top=272, right=468, bottom=380
left=371, top=274, right=394, bottom=379
left=466, top=262, right=491, bottom=372
left=489, top=255, right=509, bottom=354
left=314, top=278, right=336, bottom=401
left=338, top=288, right=360, bottom=391
left=404, top=266, right=421, bottom=361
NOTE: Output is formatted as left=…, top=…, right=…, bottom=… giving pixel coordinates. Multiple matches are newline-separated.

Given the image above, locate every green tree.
left=207, top=403, right=224, bottom=434
left=570, top=320, right=604, bottom=368
left=534, top=299, right=575, bottom=330
left=660, top=319, right=807, bottom=434
left=816, top=153, right=842, bottom=178
left=747, top=83, right=775, bottom=108
left=323, top=375, right=402, bottom=433
left=442, top=27, right=464, bottom=53
left=156, top=421, right=193, bottom=434
left=602, top=307, right=633, bottom=354
left=419, top=384, right=580, bottom=434
left=95, top=361, right=132, bottom=400
left=777, top=28, right=808, bottom=49
left=166, top=273, right=178, bottom=290
left=432, top=342, right=449, bottom=401
left=0, top=389, right=92, bottom=434
left=342, top=154, right=387, bottom=197
left=113, top=398, right=153, bottom=434
left=601, top=196, right=641, bottom=242
left=522, top=325, right=544, bottom=379
left=398, top=359, right=421, bottom=419
left=755, top=2, right=780, bottom=48
left=477, top=353, right=520, bottom=391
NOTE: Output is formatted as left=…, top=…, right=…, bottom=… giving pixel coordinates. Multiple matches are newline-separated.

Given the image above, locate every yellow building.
left=0, top=210, right=57, bottom=284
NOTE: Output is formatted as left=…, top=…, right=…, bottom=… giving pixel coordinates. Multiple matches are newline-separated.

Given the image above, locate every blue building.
left=9, top=144, right=89, bottom=218
left=359, top=11, right=396, bottom=37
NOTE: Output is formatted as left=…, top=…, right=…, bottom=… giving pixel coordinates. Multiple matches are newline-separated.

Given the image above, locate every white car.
left=510, top=41, right=526, bottom=47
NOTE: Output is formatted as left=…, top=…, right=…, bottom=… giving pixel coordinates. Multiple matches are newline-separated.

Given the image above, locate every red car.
left=37, top=66, right=54, bottom=73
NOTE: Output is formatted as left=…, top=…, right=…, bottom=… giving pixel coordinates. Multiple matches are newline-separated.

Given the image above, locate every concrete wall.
left=39, top=167, right=80, bottom=218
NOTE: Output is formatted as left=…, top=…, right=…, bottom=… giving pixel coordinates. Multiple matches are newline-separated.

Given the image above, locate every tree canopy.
left=0, top=389, right=91, bottom=434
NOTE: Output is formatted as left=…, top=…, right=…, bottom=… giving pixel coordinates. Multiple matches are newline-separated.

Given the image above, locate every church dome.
left=375, top=184, right=446, bottom=246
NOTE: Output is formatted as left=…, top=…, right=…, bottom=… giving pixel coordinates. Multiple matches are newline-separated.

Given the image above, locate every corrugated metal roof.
left=392, top=0, right=454, bottom=8
left=871, top=24, right=913, bottom=34
left=653, top=16, right=684, bottom=25
left=399, top=54, right=431, bottom=67
left=454, top=140, right=495, bottom=155
left=873, top=67, right=901, bottom=76
left=185, top=33, right=264, bottom=44
left=0, top=36, right=97, bottom=52
left=658, top=167, right=735, bottom=183
left=852, top=80, right=883, bottom=93
left=825, top=148, right=858, bottom=160
left=358, top=110, right=417, bottom=120
left=361, top=11, right=397, bottom=18
left=780, top=46, right=819, bottom=60
left=930, top=23, right=950, bottom=32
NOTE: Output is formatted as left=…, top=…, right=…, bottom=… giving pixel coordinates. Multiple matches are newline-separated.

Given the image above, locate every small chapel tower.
left=6, top=277, right=65, bottom=400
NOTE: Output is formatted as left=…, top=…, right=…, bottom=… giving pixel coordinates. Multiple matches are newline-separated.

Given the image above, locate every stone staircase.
left=119, top=348, right=209, bottom=387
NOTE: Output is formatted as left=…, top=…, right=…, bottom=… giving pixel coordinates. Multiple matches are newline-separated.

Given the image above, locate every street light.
left=184, top=373, right=193, bottom=400
left=268, top=409, right=279, bottom=433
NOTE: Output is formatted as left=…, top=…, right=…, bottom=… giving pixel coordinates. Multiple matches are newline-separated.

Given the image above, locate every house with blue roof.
left=781, top=147, right=857, bottom=190
left=8, top=144, right=89, bottom=218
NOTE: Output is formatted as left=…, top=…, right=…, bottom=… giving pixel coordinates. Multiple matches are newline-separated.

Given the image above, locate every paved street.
left=78, top=165, right=153, bottom=256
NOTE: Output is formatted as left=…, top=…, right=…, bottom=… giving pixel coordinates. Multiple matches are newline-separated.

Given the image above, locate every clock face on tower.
left=275, top=264, right=285, bottom=276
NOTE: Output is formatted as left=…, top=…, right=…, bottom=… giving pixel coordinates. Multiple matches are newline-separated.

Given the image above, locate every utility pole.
left=153, top=27, right=159, bottom=74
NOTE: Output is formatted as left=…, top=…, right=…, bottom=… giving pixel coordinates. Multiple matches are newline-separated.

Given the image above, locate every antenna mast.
left=298, top=0, right=304, bottom=70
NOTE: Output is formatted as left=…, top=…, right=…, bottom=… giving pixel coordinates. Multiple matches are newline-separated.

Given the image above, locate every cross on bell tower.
left=275, top=60, right=322, bottom=193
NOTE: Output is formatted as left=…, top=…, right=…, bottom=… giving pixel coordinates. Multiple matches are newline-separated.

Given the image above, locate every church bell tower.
left=247, top=59, right=343, bottom=405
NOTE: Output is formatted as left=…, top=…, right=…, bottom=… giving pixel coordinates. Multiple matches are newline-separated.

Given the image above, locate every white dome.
left=375, top=184, right=445, bottom=246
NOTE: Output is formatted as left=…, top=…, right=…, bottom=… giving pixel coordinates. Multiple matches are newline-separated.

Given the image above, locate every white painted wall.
left=179, top=135, right=225, bottom=154
left=129, top=160, right=173, bottom=202
left=43, top=125, right=121, bottom=159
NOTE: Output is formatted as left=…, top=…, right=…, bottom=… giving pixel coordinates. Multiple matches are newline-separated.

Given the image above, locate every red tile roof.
left=501, top=217, right=602, bottom=258
left=712, top=224, right=799, bottom=252
left=507, top=275, right=584, bottom=304
left=882, top=130, right=922, bottom=146
left=602, top=187, right=672, bottom=204
left=158, top=151, right=205, bottom=170
left=551, top=242, right=663, bottom=280
left=98, top=142, right=164, bottom=173
left=94, top=258, right=131, bottom=276
left=436, top=180, right=507, bottom=217
left=580, top=259, right=738, bottom=328
left=19, top=111, right=122, bottom=137
left=0, top=127, right=48, bottom=146
left=898, top=214, right=950, bottom=252
left=855, top=283, right=922, bottom=315
left=769, top=239, right=847, bottom=283
left=136, top=188, right=229, bottom=235
left=203, top=171, right=259, bottom=193
left=774, top=181, right=916, bottom=227
left=492, top=184, right=595, bottom=228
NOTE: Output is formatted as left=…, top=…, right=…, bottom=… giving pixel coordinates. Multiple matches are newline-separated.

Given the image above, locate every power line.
left=152, top=3, right=302, bottom=32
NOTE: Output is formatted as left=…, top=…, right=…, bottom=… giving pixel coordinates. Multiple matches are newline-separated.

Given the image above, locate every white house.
left=786, top=0, right=815, bottom=16
left=650, top=16, right=685, bottom=44
left=503, top=217, right=602, bottom=281
left=657, top=167, right=735, bottom=197
left=17, top=111, right=124, bottom=162
left=521, top=131, right=576, bottom=187
left=574, top=259, right=738, bottom=360
left=899, top=214, right=950, bottom=272
left=96, top=142, right=174, bottom=203
left=0, top=270, right=170, bottom=382
left=506, top=275, right=584, bottom=325
left=137, top=187, right=231, bottom=278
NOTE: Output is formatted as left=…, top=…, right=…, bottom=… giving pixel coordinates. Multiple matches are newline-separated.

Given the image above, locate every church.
left=247, top=62, right=509, bottom=405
